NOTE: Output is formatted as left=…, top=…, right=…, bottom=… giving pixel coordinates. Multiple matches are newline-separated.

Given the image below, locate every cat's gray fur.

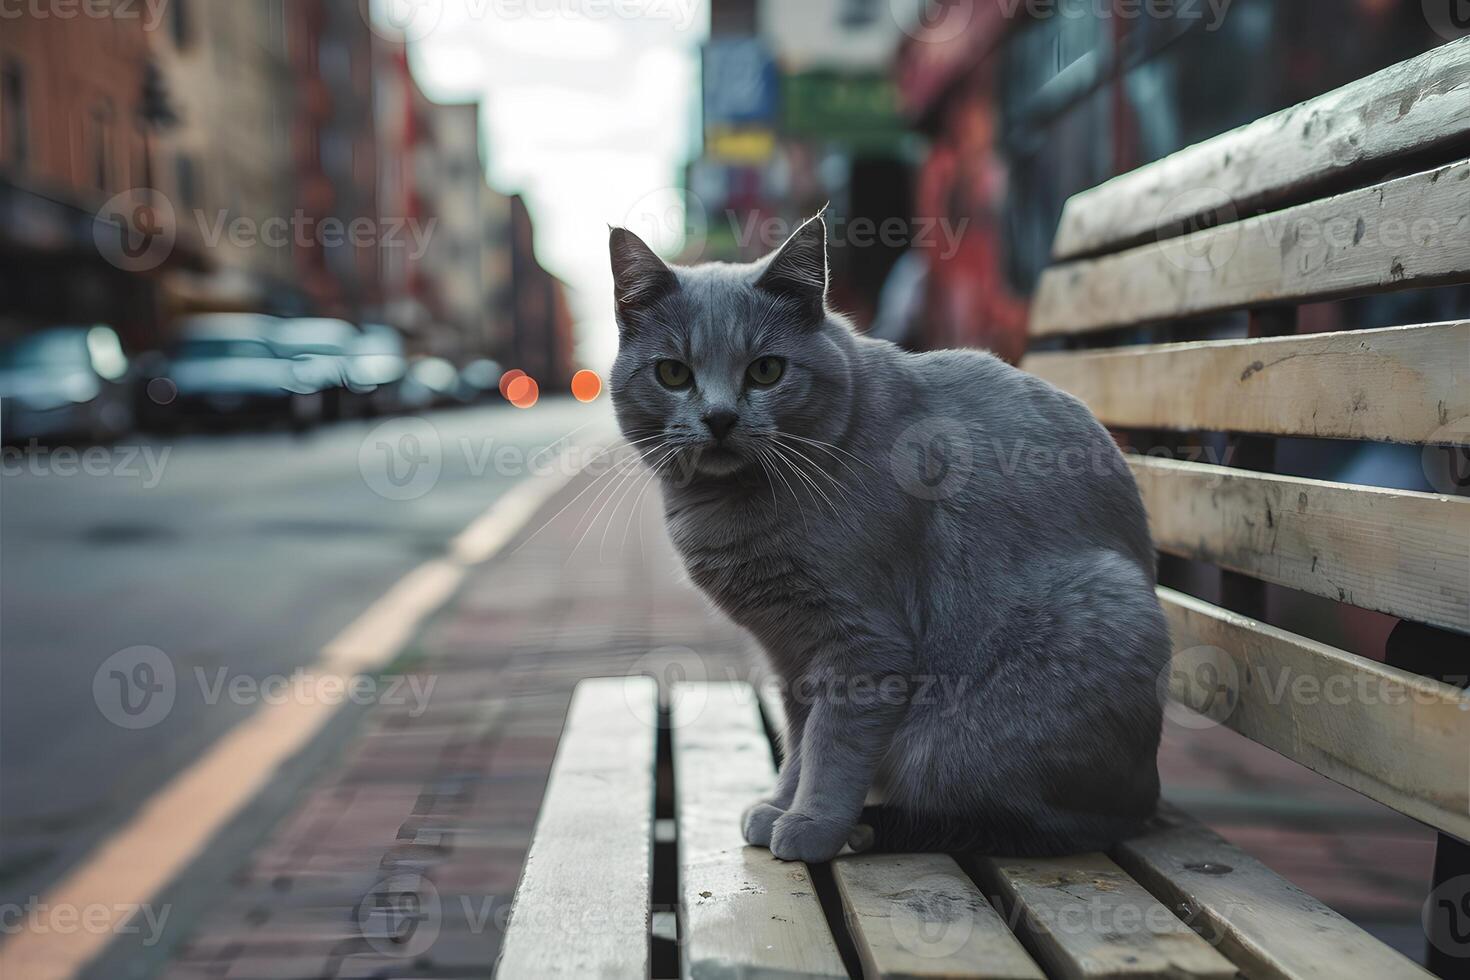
left=608, top=215, right=1168, bottom=863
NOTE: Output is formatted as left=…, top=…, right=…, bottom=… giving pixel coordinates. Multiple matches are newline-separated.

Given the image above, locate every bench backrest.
left=1022, top=38, right=1470, bottom=841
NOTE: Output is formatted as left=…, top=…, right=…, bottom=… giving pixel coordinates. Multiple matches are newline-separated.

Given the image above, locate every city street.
left=0, top=399, right=605, bottom=917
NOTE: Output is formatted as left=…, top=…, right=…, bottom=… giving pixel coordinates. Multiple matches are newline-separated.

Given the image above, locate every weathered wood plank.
left=834, top=853, right=1044, bottom=980
left=1031, top=158, right=1470, bottom=337
left=1022, top=321, right=1470, bottom=445
left=496, top=677, right=658, bottom=979
left=1114, top=807, right=1434, bottom=980
left=1160, top=587, right=1470, bottom=839
left=1127, top=456, right=1470, bottom=633
left=672, top=681, right=847, bottom=979
left=969, top=852, right=1238, bottom=979
left=1054, top=37, right=1470, bottom=259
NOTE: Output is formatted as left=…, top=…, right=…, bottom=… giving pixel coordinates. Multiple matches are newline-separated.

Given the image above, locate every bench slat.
left=1022, top=321, right=1470, bottom=444
left=969, top=852, right=1238, bottom=979
left=1053, top=37, right=1470, bottom=259
left=1114, top=807, right=1434, bottom=980
left=1131, top=456, right=1470, bottom=633
left=496, top=677, right=658, bottom=978
left=1032, top=158, right=1470, bottom=337
left=834, top=853, right=1045, bottom=980
left=1160, top=587, right=1470, bottom=839
left=672, top=682, right=847, bottom=979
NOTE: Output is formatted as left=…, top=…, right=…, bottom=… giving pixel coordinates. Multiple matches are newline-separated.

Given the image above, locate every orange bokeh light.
left=498, top=369, right=526, bottom=400
left=570, top=369, right=602, bottom=403
left=507, top=375, right=539, bottom=409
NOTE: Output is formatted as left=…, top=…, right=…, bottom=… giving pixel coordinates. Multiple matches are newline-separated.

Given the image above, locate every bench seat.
left=496, top=677, right=1444, bottom=978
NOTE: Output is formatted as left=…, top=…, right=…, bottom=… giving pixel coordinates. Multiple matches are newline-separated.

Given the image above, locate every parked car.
left=458, top=359, right=503, bottom=402
left=140, top=314, right=323, bottom=432
left=0, top=325, right=134, bottom=443
left=398, top=357, right=463, bottom=410
left=269, top=318, right=361, bottom=421
left=346, top=325, right=409, bottom=416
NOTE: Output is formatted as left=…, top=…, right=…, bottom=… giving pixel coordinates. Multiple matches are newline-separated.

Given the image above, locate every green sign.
left=782, top=73, right=906, bottom=151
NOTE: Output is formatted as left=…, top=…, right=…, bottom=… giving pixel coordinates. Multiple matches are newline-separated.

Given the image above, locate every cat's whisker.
left=756, top=444, right=810, bottom=537
left=601, top=444, right=679, bottom=561
left=770, top=437, right=852, bottom=496
left=510, top=446, right=652, bottom=555
left=766, top=440, right=840, bottom=526
left=573, top=443, right=676, bottom=564
left=778, top=431, right=880, bottom=477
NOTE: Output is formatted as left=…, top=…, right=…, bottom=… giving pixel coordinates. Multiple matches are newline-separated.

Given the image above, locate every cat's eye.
left=747, top=356, right=785, bottom=387
left=656, top=360, right=692, bottom=389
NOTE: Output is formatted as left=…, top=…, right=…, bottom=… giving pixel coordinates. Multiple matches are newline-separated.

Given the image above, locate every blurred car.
left=458, top=359, right=503, bottom=402
left=140, top=314, right=324, bottom=432
left=346, top=324, right=409, bottom=416
left=269, top=318, right=362, bottom=421
left=397, top=357, right=462, bottom=410
left=0, top=325, right=134, bottom=443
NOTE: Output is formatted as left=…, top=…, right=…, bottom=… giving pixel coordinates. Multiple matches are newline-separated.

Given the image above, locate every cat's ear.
left=755, top=213, right=828, bottom=321
left=609, top=227, right=677, bottom=327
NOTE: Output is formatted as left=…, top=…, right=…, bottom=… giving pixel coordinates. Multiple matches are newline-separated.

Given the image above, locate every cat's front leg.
left=742, top=691, right=807, bottom=846
left=769, top=673, right=907, bottom=863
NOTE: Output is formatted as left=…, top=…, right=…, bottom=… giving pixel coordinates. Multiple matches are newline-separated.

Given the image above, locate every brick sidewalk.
left=162, top=469, right=1436, bottom=978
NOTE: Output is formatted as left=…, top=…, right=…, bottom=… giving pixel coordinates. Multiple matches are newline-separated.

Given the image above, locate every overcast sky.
left=382, top=0, right=708, bottom=372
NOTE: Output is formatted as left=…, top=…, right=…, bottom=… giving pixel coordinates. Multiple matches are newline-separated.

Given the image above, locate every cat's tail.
left=853, top=805, right=1148, bottom=858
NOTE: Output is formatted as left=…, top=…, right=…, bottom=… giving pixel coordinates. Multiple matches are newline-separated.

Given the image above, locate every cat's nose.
left=703, top=409, right=739, bottom=442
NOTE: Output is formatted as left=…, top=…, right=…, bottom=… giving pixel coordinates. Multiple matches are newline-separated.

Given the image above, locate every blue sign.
left=703, top=39, right=778, bottom=127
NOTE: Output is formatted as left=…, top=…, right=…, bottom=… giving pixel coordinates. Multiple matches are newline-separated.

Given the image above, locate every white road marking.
left=0, top=466, right=579, bottom=980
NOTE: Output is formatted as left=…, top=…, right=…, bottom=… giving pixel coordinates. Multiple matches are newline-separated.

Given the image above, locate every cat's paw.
left=769, top=810, right=854, bottom=864
left=741, top=800, right=786, bottom=847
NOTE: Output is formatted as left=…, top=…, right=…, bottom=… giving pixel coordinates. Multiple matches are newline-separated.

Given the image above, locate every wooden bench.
left=497, top=41, right=1470, bottom=979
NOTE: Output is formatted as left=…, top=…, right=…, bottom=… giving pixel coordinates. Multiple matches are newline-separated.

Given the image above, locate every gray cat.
left=608, top=215, right=1168, bottom=863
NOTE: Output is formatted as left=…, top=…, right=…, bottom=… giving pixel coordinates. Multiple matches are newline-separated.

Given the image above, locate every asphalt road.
left=0, top=398, right=604, bottom=913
